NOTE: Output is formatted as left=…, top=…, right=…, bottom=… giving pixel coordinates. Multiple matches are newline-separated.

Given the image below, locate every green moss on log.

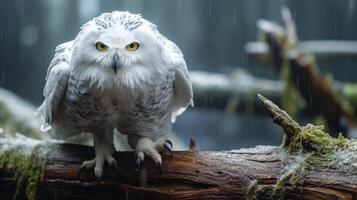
left=271, top=124, right=353, bottom=198
left=257, top=94, right=357, bottom=199
left=246, top=179, right=273, bottom=200
left=0, top=135, right=48, bottom=200
left=282, top=124, right=347, bottom=154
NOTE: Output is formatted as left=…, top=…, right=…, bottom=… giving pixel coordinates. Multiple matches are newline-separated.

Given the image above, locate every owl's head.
left=71, top=11, right=171, bottom=88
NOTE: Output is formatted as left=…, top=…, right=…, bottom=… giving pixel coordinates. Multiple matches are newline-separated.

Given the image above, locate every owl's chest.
left=62, top=73, right=174, bottom=130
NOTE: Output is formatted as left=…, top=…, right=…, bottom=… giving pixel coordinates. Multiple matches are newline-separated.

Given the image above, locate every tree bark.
left=1, top=143, right=356, bottom=200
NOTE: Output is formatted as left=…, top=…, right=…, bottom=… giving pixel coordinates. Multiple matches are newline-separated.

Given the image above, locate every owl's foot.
left=135, top=137, right=173, bottom=170
left=78, top=153, right=118, bottom=180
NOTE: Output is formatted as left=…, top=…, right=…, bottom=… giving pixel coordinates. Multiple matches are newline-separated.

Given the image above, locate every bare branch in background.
left=245, top=40, right=357, bottom=62
left=247, top=7, right=357, bottom=136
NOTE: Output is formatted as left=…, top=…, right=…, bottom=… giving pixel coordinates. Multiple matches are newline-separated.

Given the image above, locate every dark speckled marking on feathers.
left=120, top=68, right=175, bottom=136
left=62, top=74, right=111, bottom=130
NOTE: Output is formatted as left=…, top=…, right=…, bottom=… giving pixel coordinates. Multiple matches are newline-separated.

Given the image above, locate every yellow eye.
left=126, top=42, right=139, bottom=51
left=95, top=42, right=108, bottom=51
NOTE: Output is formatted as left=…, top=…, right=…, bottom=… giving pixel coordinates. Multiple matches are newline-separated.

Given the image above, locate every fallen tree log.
left=1, top=95, right=357, bottom=200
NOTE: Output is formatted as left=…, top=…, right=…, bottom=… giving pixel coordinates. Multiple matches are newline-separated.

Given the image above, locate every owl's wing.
left=166, top=41, right=193, bottom=123
left=37, top=41, right=72, bottom=130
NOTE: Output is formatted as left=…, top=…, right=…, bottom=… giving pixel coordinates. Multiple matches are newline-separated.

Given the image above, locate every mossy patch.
left=256, top=94, right=357, bottom=199
left=245, top=179, right=262, bottom=200
left=246, top=179, right=274, bottom=200
left=271, top=124, right=353, bottom=199
left=283, top=124, right=348, bottom=156
left=0, top=134, right=49, bottom=200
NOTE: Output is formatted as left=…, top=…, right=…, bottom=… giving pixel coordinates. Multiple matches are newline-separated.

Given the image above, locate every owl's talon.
left=135, top=152, right=145, bottom=170
left=165, top=140, right=173, bottom=148
left=163, top=142, right=173, bottom=158
left=94, top=165, right=104, bottom=180
left=77, top=165, right=87, bottom=178
left=77, top=152, right=117, bottom=180
left=78, top=164, right=87, bottom=173
left=136, top=159, right=143, bottom=170
left=96, top=176, right=103, bottom=183
left=113, top=162, right=119, bottom=170
left=106, top=155, right=119, bottom=170
left=155, top=161, right=162, bottom=168
left=133, top=137, right=172, bottom=172
left=136, top=162, right=142, bottom=171
left=78, top=158, right=96, bottom=179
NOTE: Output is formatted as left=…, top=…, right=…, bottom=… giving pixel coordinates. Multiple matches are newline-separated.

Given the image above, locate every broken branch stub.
left=257, top=94, right=352, bottom=158
left=257, top=94, right=301, bottom=149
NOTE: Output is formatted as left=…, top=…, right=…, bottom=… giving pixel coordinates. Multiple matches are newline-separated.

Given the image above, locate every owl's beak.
left=111, top=54, right=120, bottom=74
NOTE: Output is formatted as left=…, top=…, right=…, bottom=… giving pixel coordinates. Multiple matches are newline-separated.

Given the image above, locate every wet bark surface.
left=1, top=143, right=356, bottom=200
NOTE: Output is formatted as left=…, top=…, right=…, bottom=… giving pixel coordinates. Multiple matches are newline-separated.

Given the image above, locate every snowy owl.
left=37, top=11, right=193, bottom=179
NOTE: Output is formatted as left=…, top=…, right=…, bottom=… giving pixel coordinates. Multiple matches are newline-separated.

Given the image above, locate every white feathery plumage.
left=37, top=11, right=193, bottom=178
